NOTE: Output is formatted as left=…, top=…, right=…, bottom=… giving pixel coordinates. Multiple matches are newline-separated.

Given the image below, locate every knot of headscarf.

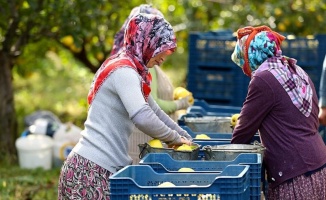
left=233, top=25, right=286, bottom=76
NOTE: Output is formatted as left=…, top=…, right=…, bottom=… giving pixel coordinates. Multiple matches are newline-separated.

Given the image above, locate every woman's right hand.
left=168, top=137, right=192, bottom=148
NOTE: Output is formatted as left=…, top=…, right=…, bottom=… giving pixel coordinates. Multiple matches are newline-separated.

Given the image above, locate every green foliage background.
left=1, top=0, right=326, bottom=199
left=14, top=40, right=93, bottom=132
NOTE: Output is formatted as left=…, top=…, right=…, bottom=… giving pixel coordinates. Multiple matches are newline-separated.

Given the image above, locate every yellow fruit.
left=148, top=139, right=163, bottom=148
left=173, top=87, right=194, bottom=105
left=69, top=45, right=82, bottom=53
left=60, top=35, right=74, bottom=47
left=176, top=144, right=192, bottom=151
left=274, top=8, right=282, bottom=16
left=158, top=182, right=175, bottom=187
left=195, top=134, right=211, bottom=140
left=231, top=114, right=240, bottom=127
left=96, top=52, right=104, bottom=61
left=178, top=167, right=195, bottom=172
left=173, top=87, right=183, bottom=99
left=277, top=22, right=286, bottom=32
left=188, top=94, right=195, bottom=105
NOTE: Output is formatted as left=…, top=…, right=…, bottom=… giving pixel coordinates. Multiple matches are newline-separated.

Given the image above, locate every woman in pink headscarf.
left=231, top=25, right=326, bottom=200
left=57, top=13, right=192, bottom=199
left=110, top=4, right=192, bottom=119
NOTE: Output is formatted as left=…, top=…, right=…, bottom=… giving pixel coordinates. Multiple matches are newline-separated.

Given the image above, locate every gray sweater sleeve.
left=148, top=95, right=192, bottom=140
left=131, top=105, right=182, bottom=145
left=112, top=67, right=182, bottom=145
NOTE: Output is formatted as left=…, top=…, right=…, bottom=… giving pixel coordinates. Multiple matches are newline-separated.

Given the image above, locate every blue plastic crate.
left=187, top=67, right=249, bottom=106
left=109, top=164, right=251, bottom=200
left=139, top=153, right=262, bottom=200
left=194, top=99, right=241, bottom=110
left=192, top=99, right=242, bottom=115
left=187, top=32, right=326, bottom=106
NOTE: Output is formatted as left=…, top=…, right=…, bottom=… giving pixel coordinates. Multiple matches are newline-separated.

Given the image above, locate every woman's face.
left=146, top=50, right=173, bottom=68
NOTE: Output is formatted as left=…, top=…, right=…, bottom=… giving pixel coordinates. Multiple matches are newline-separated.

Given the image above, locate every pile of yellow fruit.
left=175, top=144, right=192, bottom=151
left=173, top=87, right=194, bottom=105
left=147, top=139, right=194, bottom=152
left=148, top=139, right=164, bottom=148
left=195, top=134, right=211, bottom=140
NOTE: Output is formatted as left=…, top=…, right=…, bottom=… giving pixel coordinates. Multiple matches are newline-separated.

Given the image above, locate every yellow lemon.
left=188, top=94, right=195, bottom=105
left=96, top=52, right=104, bottom=61
left=60, top=35, right=74, bottom=47
left=173, top=87, right=194, bottom=105
left=231, top=114, right=240, bottom=127
left=158, top=182, right=175, bottom=187
left=176, top=144, right=192, bottom=151
left=178, top=167, right=195, bottom=172
left=195, top=134, right=211, bottom=140
left=69, top=44, right=82, bottom=53
left=148, top=139, right=163, bottom=148
left=274, top=8, right=282, bottom=16
left=173, top=87, right=184, bottom=100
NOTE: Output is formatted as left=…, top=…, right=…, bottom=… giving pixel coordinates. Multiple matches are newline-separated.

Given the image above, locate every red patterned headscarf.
left=110, top=4, right=164, bottom=56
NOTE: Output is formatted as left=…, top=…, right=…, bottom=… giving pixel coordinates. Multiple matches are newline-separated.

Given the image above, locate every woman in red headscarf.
left=231, top=25, right=326, bottom=200
left=57, top=13, right=192, bottom=199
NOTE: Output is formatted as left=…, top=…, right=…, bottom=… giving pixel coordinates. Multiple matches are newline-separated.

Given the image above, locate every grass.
left=0, top=162, right=61, bottom=200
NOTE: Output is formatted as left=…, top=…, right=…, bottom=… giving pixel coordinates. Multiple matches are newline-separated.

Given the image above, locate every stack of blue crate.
left=110, top=164, right=251, bottom=200
left=187, top=31, right=326, bottom=106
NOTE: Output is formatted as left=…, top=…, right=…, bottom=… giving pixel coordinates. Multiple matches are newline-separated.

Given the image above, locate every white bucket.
left=52, top=123, right=82, bottom=167
left=15, top=134, right=54, bottom=170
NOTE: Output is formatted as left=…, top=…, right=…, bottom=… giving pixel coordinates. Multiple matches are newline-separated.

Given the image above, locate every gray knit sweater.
left=72, top=67, right=190, bottom=173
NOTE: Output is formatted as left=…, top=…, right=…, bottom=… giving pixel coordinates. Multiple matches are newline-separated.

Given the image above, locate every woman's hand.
left=180, top=137, right=192, bottom=146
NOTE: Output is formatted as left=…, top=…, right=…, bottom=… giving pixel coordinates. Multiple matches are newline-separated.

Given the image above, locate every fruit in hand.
left=176, top=144, right=192, bottom=151
left=195, top=134, right=211, bottom=140
left=178, top=167, right=195, bottom=172
left=231, top=114, right=240, bottom=127
left=173, top=87, right=194, bottom=105
left=148, top=139, right=163, bottom=148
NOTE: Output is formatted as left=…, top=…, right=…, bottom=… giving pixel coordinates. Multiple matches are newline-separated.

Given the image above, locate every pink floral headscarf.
left=88, top=13, right=176, bottom=104
left=110, top=4, right=164, bottom=56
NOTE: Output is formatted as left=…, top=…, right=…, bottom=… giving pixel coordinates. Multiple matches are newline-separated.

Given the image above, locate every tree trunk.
left=0, top=51, right=17, bottom=163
